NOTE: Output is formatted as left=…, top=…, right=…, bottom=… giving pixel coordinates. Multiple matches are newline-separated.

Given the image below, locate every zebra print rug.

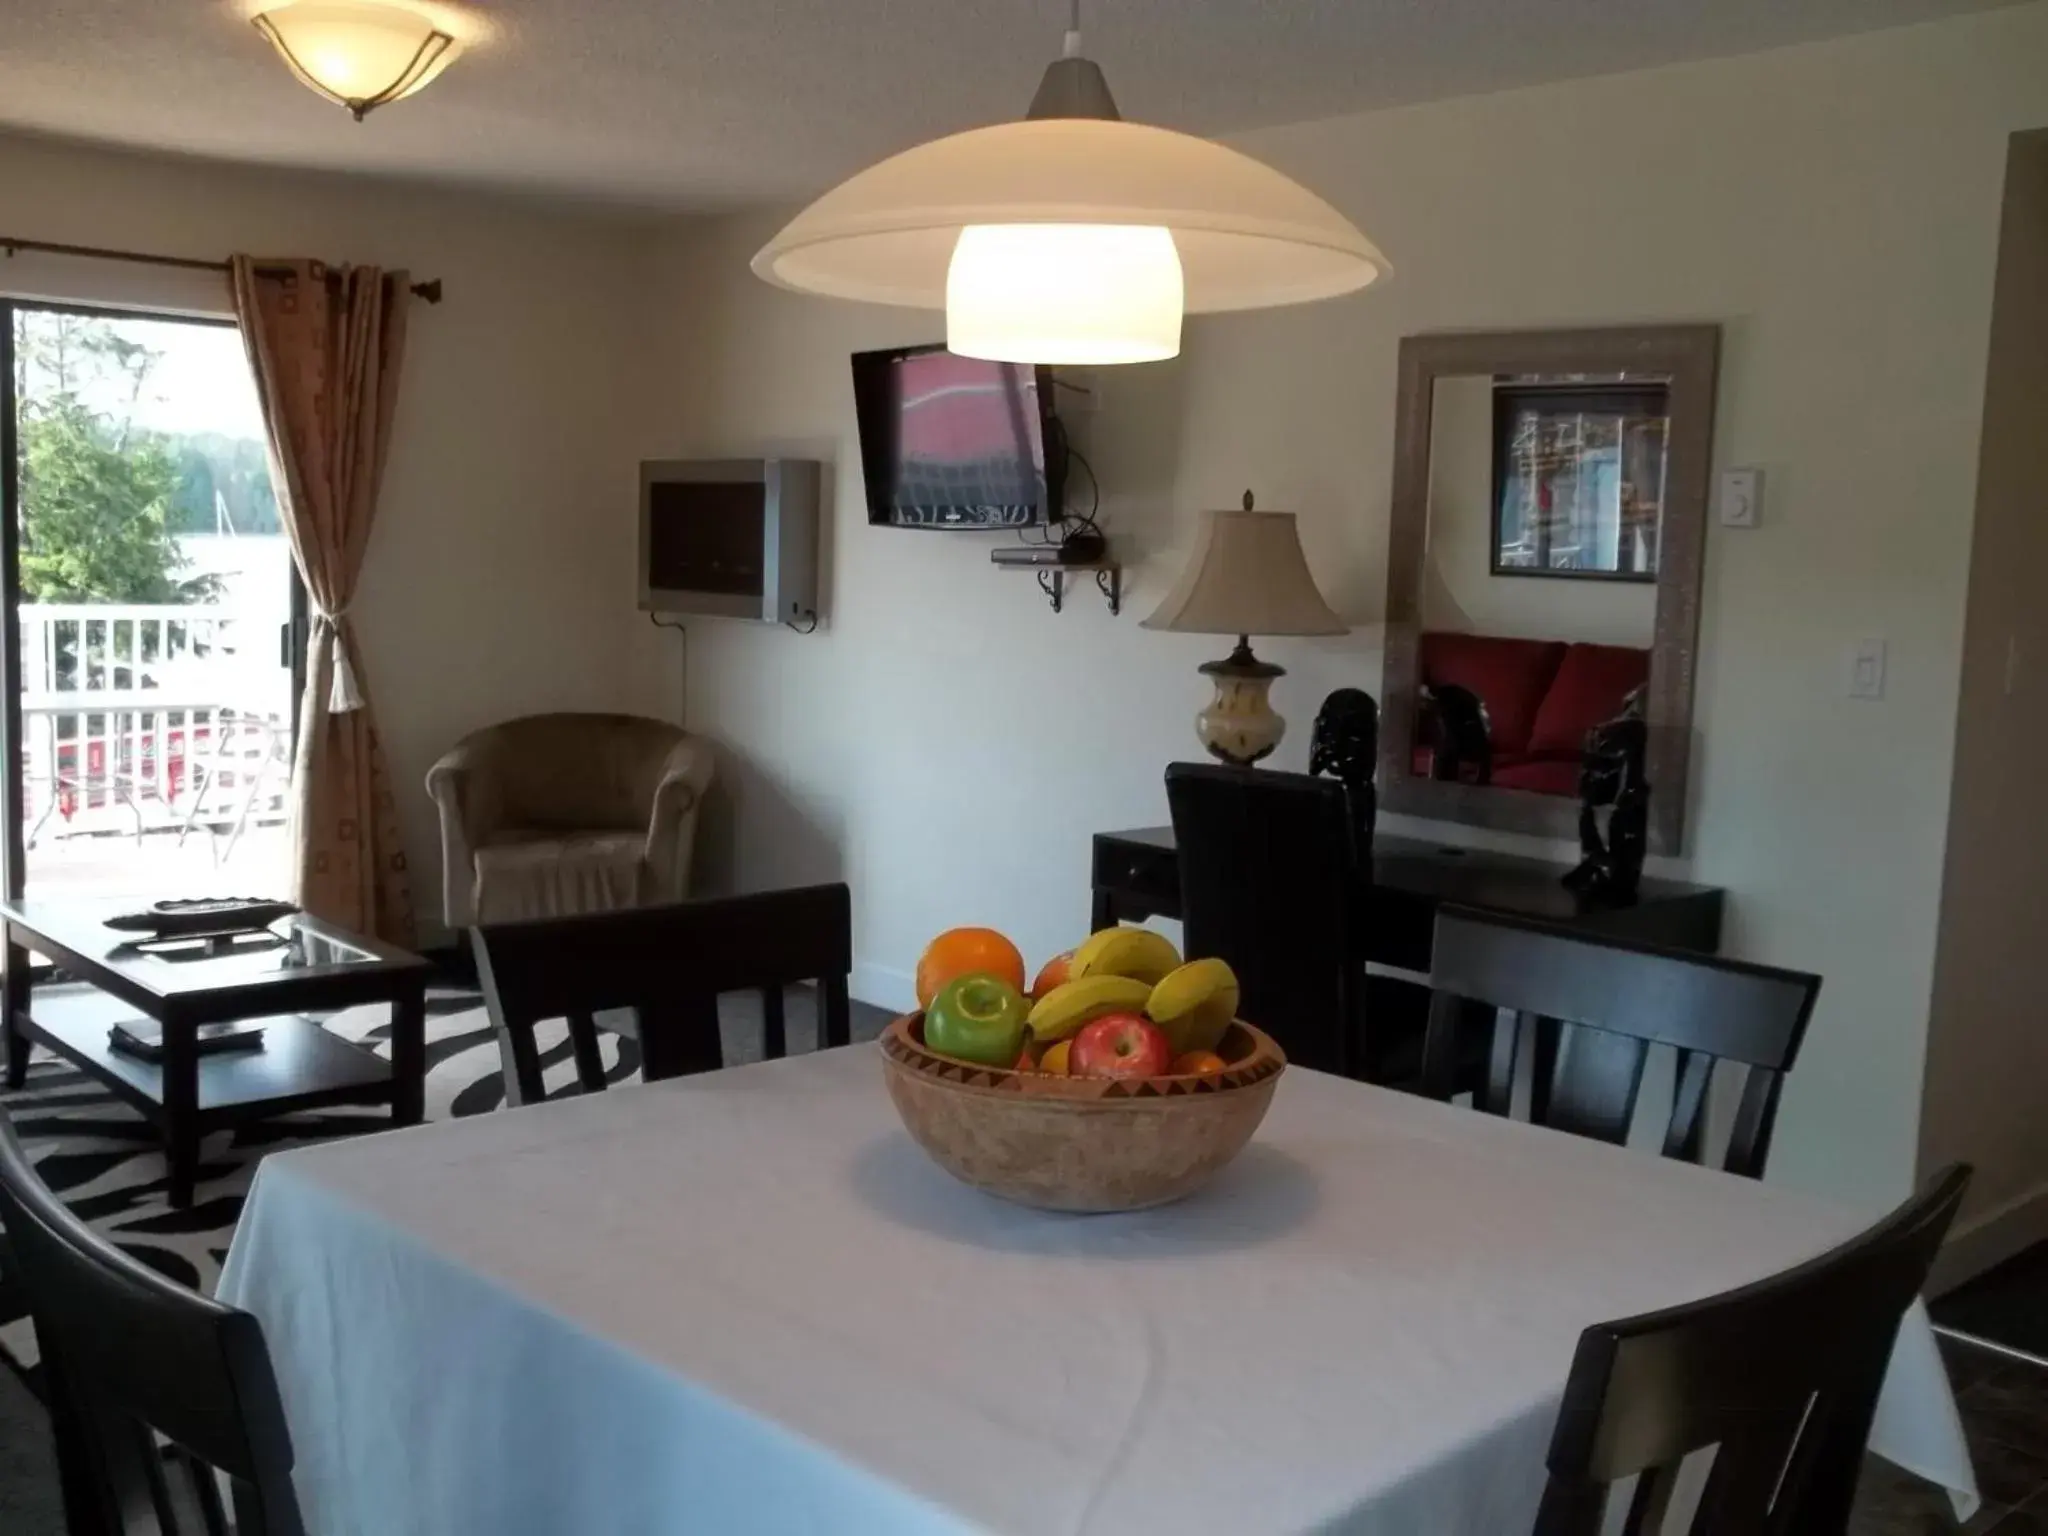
left=0, top=987, right=640, bottom=1383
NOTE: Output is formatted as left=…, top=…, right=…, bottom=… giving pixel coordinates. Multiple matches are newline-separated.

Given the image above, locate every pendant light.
left=252, top=2, right=461, bottom=121
left=752, top=1, right=1388, bottom=365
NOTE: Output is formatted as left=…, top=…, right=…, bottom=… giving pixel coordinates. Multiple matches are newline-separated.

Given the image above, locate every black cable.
left=649, top=612, right=686, bottom=634
left=1067, top=446, right=1102, bottom=528
left=784, top=608, right=819, bottom=635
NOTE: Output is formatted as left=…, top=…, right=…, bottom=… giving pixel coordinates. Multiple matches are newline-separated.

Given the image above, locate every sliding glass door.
left=0, top=301, right=303, bottom=904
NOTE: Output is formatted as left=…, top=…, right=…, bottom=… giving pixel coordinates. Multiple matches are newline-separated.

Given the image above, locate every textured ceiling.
left=0, top=0, right=2021, bottom=210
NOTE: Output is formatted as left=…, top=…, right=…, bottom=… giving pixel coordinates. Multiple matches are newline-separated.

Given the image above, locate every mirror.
left=1381, top=328, right=1719, bottom=853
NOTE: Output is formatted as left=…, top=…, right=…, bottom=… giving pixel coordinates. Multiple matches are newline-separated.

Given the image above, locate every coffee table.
left=1, top=899, right=431, bottom=1207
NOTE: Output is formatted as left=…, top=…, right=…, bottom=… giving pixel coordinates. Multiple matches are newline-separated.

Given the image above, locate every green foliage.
left=166, top=433, right=282, bottom=535
left=17, top=397, right=215, bottom=603
left=12, top=313, right=240, bottom=604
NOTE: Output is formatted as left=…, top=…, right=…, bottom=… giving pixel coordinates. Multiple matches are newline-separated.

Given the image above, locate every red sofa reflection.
left=1413, top=632, right=1649, bottom=796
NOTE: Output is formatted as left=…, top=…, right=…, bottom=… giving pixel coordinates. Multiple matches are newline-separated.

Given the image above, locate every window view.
left=11, top=308, right=294, bottom=899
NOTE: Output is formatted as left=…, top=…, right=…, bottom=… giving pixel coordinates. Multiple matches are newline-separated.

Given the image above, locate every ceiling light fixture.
left=753, top=0, right=1388, bottom=366
left=252, top=1, right=461, bottom=121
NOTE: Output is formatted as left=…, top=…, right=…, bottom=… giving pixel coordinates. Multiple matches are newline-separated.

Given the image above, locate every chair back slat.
left=0, top=1111, right=303, bottom=1535
left=1424, top=909, right=1821, bottom=1177
left=566, top=1009, right=608, bottom=1094
left=1662, top=1049, right=1714, bottom=1164
left=1533, top=1165, right=1968, bottom=1535
left=1166, top=762, right=1363, bottom=1078
left=473, top=883, right=854, bottom=1105
left=1545, top=1024, right=1651, bottom=1145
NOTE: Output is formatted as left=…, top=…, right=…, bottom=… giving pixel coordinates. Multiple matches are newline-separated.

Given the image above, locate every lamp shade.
left=753, top=118, right=1388, bottom=319
left=253, top=2, right=460, bottom=119
left=1144, top=509, right=1347, bottom=638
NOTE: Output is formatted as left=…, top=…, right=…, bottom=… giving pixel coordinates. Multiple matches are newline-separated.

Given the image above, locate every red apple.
left=1069, top=1012, right=1174, bottom=1079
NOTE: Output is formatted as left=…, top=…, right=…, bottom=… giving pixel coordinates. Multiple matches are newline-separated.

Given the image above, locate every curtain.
left=230, top=257, right=417, bottom=946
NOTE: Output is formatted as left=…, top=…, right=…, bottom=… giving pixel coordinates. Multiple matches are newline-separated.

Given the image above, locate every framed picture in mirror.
left=1490, top=378, right=1670, bottom=582
left=1380, top=326, right=1720, bottom=855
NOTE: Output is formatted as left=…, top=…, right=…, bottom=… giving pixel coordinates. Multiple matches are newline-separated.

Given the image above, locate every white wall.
left=1921, top=130, right=2048, bottom=1277
left=640, top=3, right=2048, bottom=1212
left=0, top=134, right=675, bottom=937
left=1422, top=376, right=1658, bottom=647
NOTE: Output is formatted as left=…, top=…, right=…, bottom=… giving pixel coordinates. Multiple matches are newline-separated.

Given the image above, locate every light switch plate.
left=1850, top=638, right=1888, bottom=700
left=1718, top=467, right=1763, bottom=528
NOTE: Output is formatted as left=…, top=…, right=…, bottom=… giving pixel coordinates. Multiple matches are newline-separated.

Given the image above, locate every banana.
left=1025, top=975, right=1153, bottom=1044
left=1068, top=926, right=1182, bottom=986
left=1146, top=959, right=1240, bottom=1056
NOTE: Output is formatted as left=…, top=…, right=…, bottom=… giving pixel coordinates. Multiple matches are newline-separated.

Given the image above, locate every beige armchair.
left=425, top=713, right=715, bottom=928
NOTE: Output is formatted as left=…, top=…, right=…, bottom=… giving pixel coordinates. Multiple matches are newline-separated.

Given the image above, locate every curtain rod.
left=0, top=235, right=444, bottom=303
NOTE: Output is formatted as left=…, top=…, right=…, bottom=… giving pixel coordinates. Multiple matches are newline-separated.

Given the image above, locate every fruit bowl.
left=879, top=1015, right=1286, bottom=1213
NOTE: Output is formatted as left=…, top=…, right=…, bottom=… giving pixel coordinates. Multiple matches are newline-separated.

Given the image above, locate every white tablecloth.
left=218, top=1046, right=1976, bottom=1536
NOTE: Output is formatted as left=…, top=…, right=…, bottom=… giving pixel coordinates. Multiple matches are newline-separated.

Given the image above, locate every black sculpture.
left=1422, top=683, right=1493, bottom=785
left=1309, top=688, right=1379, bottom=860
left=1563, top=692, right=1650, bottom=901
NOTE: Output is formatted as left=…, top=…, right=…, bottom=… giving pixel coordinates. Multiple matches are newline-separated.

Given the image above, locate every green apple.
left=923, top=972, right=1029, bottom=1067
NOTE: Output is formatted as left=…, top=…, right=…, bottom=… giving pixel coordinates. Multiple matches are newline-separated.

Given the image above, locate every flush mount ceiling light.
left=252, top=1, right=461, bottom=121
left=752, top=1, right=1388, bottom=366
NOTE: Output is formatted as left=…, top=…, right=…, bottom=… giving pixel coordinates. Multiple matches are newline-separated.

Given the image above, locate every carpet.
left=0, top=983, right=880, bottom=1383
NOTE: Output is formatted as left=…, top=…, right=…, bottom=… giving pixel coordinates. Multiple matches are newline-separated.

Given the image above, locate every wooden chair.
left=1420, top=907, right=1821, bottom=1178
left=1166, top=762, right=1376, bottom=1079
left=0, top=1108, right=304, bottom=1536
left=472, top=883, right=853, bottom=1107
left=1535, top=1164, right=1970, bottom=1535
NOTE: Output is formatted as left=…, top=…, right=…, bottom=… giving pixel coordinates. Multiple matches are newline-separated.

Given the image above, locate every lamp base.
left=1195, top=637, right=1286, bottom=766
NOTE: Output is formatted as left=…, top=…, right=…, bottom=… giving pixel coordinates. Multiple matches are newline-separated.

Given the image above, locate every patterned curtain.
left=229, top=257, right=417, bottom=946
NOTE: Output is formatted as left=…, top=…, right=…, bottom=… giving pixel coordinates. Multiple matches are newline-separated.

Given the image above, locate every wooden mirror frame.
left=1379, top=325, right=1720, bottom=854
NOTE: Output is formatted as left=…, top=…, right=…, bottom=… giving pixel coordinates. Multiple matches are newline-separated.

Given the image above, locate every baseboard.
left=1929, top=1177, right=2048, bottom=1295
left=851, top=960, right=916, bottom=1015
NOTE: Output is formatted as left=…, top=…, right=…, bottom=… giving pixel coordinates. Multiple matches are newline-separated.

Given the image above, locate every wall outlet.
left=1850, top=638, right=1888, bottom=700
left=1718, top=467, right=1763, bottom=528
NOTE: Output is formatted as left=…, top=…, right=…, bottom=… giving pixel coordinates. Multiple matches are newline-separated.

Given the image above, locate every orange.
left=1029, top=950, right=1074, bottom=1002
left=1039, top=1040, right=1072, bottom=1075
left=1171, top=1050, right=1227, bottom=1077
left=916, top=927, right=1026, bottom=1010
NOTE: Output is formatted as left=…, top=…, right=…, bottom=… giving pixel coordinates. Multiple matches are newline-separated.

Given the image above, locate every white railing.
left=19, top=603, right=293, bottom=845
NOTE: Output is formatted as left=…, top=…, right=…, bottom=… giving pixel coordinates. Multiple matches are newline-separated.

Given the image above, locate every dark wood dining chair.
left=1166, top=762, right=1376, bottom=1079
left=1535, top=1163, right=1970, bottom=1535
left=1420, top=907, right=1821, bottom=1179
left=0, top=1107, right=304, bottom=1536
left=472, top=882, right=854, bottom=1107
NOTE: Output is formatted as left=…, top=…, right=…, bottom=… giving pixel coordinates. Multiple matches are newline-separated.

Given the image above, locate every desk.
left=1092, top=827, right=1726, bottom=969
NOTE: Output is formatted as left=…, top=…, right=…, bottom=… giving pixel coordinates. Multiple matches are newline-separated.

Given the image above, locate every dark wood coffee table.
left=1, top=899, right=431, bottom=1207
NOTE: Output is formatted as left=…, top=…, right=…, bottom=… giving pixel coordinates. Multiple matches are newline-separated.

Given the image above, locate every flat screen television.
left=851, top=345, right=1064, bottom=528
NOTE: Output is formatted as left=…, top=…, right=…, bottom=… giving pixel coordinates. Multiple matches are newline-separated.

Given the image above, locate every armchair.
left=426, top=713, right=715, bottom=928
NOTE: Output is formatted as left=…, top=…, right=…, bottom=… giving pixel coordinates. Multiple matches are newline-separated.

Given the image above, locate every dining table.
left=217, top=1042, right=1979, bottom=1535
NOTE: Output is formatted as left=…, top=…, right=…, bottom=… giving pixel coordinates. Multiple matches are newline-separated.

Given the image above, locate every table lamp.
left=1143, top=494, right=1348, bottom=765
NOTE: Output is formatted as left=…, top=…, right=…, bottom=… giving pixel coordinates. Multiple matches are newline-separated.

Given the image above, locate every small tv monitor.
left=851, top=345, right=1063, bottom=528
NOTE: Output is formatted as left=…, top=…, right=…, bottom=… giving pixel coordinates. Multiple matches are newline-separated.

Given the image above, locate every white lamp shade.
left=253, top=2, right=460, bottom=115
left=946, top=224, right=1183, bottom=364
left=1144, top=509, right=1348, bottom=638
left=753, top=118, right=1389, bottom=315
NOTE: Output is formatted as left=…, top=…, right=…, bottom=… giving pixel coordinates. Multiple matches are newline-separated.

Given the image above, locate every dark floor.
left=1851, top=1334, right=2048, bottom=1534
left=1937, top=1242, right=2048, bottom=1362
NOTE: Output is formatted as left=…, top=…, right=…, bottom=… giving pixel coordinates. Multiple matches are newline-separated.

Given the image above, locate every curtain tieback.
left=317, top=608, right=365, bottom=714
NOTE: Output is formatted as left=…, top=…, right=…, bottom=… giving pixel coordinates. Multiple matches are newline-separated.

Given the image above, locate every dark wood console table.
left=1092, top=827, right=1725, bottom=970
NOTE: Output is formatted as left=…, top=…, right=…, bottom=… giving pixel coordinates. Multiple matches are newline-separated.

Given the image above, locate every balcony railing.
left=18, top=603, right=292, bottom=847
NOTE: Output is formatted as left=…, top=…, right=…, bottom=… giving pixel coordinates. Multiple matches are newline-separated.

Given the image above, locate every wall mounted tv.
left=852, top=344, right=1065, bottom=528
